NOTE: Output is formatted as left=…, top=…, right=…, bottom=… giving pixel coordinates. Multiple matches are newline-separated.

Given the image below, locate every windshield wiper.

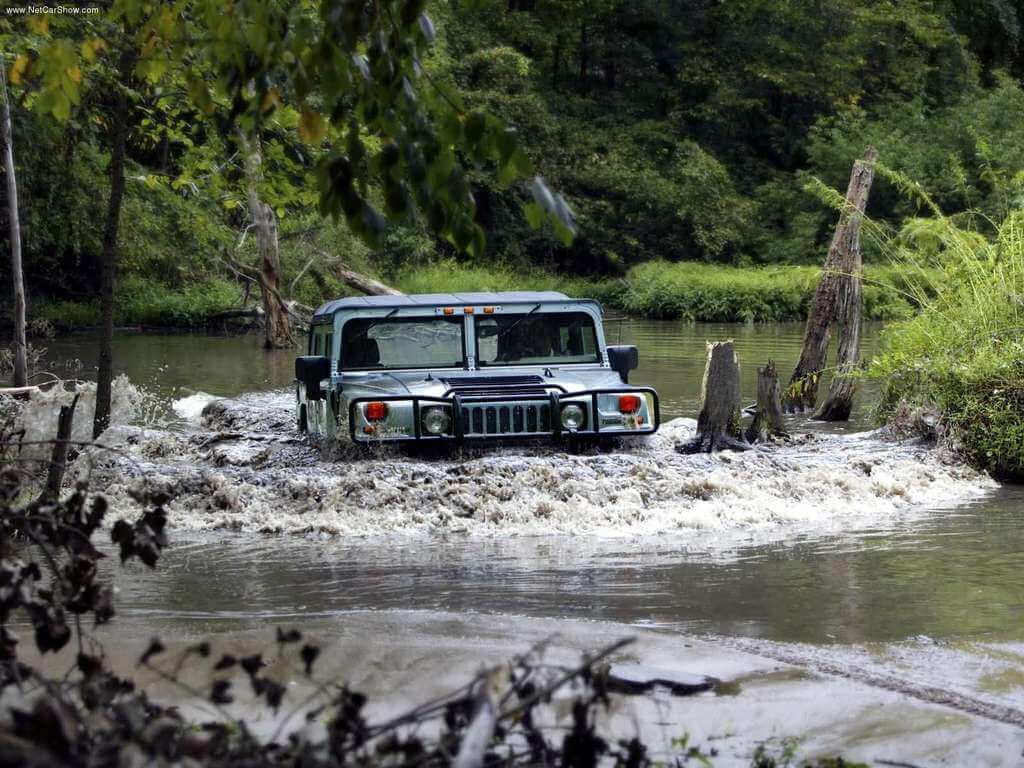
left=493, top=303, right=541, bottom=346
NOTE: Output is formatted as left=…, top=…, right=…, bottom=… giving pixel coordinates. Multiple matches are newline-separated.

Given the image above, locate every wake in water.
left=27, top=384, right=990, bottom=540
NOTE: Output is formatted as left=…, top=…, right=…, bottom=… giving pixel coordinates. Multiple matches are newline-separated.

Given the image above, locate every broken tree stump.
left=43, top=394, right=79, bottom=500
left=814, top=264, right=862, bottom=421
left=677, top=341, right=750, bottom=453
left=745, top=360, right=788, bottom=443
left=784, top=147, right=877, bottom=413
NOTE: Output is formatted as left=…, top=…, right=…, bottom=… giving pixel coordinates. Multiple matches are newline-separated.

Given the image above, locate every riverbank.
left=870, top=213, right=1024, bottom=482
left=26, top=260, right=924, bottom=332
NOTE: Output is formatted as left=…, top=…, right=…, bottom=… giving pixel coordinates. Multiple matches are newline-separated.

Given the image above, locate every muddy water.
left=42, top=318, right=887, bottom=422
left=36, top=319, right=1018, bottom=644
left=32, top=321, right=1024, bottom=762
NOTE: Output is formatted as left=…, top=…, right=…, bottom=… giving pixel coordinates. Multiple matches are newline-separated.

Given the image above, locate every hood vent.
left=441, top=374, right=551, bottom=398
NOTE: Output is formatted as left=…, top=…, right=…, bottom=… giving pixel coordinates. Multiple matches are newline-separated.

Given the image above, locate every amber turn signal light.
left=618, top=395, right=641, bottom=413
left=365, top=401, right=388, bottom=421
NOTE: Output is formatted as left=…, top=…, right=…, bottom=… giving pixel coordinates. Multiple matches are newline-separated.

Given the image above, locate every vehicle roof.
left=312, top=291, right=595, bottom=322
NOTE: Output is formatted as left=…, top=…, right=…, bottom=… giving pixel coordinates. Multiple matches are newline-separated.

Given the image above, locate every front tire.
left=297, top=403, right=308, bottom=433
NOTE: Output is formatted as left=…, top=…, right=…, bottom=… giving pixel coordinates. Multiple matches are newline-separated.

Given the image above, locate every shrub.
left=871, top=211, right=1024, bottom=480
left=619, top=261, right=918, bottom=322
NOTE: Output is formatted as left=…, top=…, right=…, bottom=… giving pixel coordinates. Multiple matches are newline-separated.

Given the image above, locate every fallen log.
left=336, top=265, right=403, bottom=296
left=745, top=360, right=788, bottom=443
left=0, top=385, right=41, bottom=396
left=785, top=147, right=877, bottom=413
left=677, top=340, right=750, bottom=453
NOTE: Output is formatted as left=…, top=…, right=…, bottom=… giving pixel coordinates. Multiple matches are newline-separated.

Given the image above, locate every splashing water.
left=2, top=375, right=144, bottom=463
left=73, top=387, right=996, bottom=543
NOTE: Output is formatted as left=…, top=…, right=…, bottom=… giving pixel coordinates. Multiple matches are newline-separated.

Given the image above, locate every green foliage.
left=6, top=0, right=1024, bottom=331
left=620, top=261, right=918, bottom=323
left=393, top=257, right=618, bottom=304
left=871, top=212, right=1024, bottom=480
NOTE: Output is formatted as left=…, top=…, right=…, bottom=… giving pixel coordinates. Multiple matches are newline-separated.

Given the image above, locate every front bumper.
left=348, top=387, right=660, bottom=443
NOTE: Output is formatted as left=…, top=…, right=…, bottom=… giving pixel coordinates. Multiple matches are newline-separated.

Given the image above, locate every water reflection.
left=41, top=319, right=886, bottom=426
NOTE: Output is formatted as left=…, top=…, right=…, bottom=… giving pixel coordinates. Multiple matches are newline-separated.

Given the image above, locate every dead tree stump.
left=43, top=394, right=79, bottom=500
left=745, top=361, right=788, bottom=443
left=677, top=341, right=749, bottom=453
left=785, top=147, right=877, bottom=413
left=814, top=267, right=862, bottom=421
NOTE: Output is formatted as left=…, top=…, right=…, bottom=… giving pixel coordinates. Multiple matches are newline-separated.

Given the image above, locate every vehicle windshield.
left=476, top=311, right=600, bottom=366
left=340, top=316, right=464, bottom=370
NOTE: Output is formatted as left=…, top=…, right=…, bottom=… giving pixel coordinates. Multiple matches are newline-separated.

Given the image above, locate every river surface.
left=26, top=320, right=1024, bottom=764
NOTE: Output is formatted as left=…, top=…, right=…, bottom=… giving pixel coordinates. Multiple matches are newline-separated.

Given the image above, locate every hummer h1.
left=295, top=291, right=659, bottom=444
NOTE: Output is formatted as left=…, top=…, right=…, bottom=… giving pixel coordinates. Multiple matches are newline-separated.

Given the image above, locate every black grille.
left=461, top=401, right=555, bottom=435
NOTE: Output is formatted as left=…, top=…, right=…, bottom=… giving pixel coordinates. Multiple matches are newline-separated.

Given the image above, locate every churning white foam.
left=82, top=389, right=997, bottom=543
left=171, top=392, right=222, bottom=423
left=2, top=375, right=143, bottom=461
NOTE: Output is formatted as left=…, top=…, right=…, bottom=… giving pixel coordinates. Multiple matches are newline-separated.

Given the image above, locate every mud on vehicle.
left=295, top=291, right=659, bottom=445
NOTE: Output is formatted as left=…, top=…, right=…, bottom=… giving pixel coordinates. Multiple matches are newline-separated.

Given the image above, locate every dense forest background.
left=3, top=0, right=1024, bottom=326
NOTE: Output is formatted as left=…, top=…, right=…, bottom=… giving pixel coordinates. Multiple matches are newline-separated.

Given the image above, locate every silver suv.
left=295, top=291, right=659, bottom=444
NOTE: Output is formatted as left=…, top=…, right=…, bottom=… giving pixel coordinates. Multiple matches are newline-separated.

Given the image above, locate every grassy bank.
left=870, top=213, right=1024, bottom=481
left=32, top=258, right=925, bottom=332
left=394, top=259, right=922, bottom=322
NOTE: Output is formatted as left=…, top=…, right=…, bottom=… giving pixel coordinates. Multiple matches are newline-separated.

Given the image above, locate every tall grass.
left=395, top=259, right=919, bottom=322
left=870, top=204, right=1024, bottom=480
left=393, top=260, right=627, bottom=307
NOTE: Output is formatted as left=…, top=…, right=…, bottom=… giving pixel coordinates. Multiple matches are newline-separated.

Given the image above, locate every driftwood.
left=745, top=361, right=788, bottom=443
left=785, top=147, right=877, bottom=414
left=677, top=341, right=750, bottom=453
left=43, top=394, right=79, bottom=500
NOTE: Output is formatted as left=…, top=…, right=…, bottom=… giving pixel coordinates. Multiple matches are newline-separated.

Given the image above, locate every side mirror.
left=606, top=345, right=639, bottom=383
left=295, top=356, right=331, bottom=400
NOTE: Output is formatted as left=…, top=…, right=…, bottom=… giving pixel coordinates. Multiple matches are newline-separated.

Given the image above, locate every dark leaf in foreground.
left=300, top=643, right=320, bottom=676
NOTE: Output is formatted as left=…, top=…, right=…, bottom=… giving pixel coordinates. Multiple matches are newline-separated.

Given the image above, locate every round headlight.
left=422, top=406, right=451, bottom=435
left=560, top=403, right=585, bottom=431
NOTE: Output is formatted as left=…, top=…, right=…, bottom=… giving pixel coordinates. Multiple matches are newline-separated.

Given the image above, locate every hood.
left=339, top=367, right=624, bottom=398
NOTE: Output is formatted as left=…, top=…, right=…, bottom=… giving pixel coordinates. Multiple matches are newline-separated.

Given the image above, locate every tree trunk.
left=677, top=341, right=749, bottom=453
left=1, top=60, right=27, bottom=388
left=578, top=19, right=589, bottom=87
left=239, top=131, right=293, bottom=350
left=44, top=394, right=79, bottom=500
left=784, top=147, right=877, bottom=413
left=93, top=52, right=133, bottom=439
left=745, top=360, right=788, bottom=443
left=814, top=262, right=863, bottom=421
left=335, top=265, right=403, bottom=296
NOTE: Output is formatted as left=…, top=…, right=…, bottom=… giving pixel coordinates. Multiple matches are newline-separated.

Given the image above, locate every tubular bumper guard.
left=348, top=387, right=660, bottom=443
